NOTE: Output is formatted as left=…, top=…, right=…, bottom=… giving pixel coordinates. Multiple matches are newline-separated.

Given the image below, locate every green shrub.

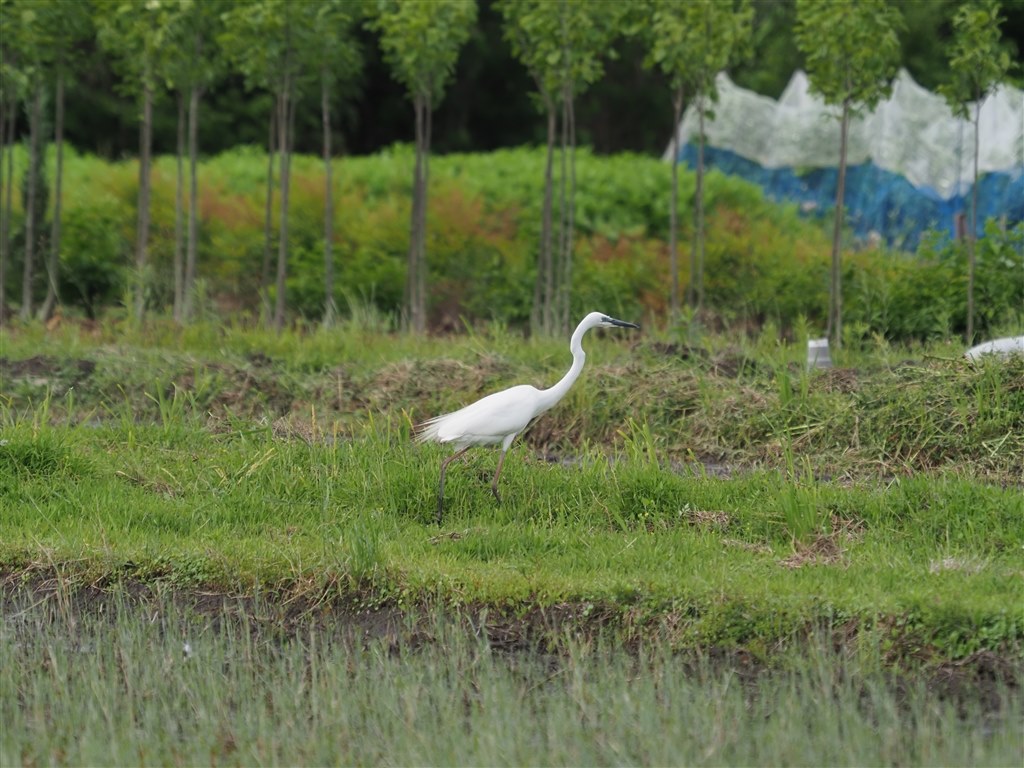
left=60, top=196, right=130, bottom=318
left=847, top=222, right=1024, bottom=342
left=7, top=145, right=1020, bottom=341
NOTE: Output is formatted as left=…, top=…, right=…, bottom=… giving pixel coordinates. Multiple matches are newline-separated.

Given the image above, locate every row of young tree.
left=0, top=0, right=1014, bottom=342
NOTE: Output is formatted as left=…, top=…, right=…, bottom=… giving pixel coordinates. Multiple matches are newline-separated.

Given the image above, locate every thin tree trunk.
left=966, top=98, right=980, bottom=344
left=405, top=96, right=419, bottom=331
left=173, top=92, right=185, bottom=323
left=561, top=87, right=576, bottom=335
left=0, top=91, right=5, bottom=323
left=829, top=100, right=850, bottom=349
left=406, top=93, right=424, bottom=333
left=532, top=99, right=556, bottom=336
left=20, top=86, right=42, bottom=321
left=262, top=106, right=276, bottom=321
left=322, top=71, right=336, bottom=327
left=183, top=84, right=200, bottom=322
left=694, top=94, right=706, bottom=312
left=0, top=86, right=11, bottom=324
left=555, top=86, right=568, bottom=336
left=40, top=69, right=65, bottom=321
left=273, top=81, right=293, bottom=333
left=669, top=87, right=683, bottom=319
left=134, top=82, right=153, bottom=323
left=1, top=96, right=17, bottom=324
left=420, top=92, right=432, bottom=332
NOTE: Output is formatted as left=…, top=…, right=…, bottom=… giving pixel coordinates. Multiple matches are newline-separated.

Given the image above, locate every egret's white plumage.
left=417, top=311, right=639, bottom=522
left=965, top=336, right=1024, bottom=361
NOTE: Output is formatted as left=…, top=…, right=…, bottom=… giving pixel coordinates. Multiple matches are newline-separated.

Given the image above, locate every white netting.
left=666, top=69, right=1024, bottom=200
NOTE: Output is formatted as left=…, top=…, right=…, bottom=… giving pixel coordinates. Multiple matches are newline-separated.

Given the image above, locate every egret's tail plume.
left=413, top=415, right=445, bottom=445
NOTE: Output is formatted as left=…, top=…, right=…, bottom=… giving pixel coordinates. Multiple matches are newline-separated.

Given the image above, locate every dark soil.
left=0, top=355, right=96, bottom=384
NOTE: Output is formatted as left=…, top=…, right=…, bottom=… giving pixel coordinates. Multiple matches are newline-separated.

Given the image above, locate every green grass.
left=3, top=318, right=1023, bottom=765
left=3, top=589, right=1020, bottom=767
left=1, top=397, right=1021, bottom=657
left=2, top=319, right=1023, bottom=658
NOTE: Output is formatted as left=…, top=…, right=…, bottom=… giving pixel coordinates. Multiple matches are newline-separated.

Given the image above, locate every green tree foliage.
left=368, top=0, right=477, bottom=333
left=1, top=0, right=1021, bottom=339
left=311, top=0, right=363, bottom=327
left=219, top=0, right=318, bottom=331
left=641, top=0, right=752, bottom=318
left=163, top=0, right=225, bottom=324
left=550, top=1, right=620, bottom=336
left=498, top=0, right=618, bottom=336
left=25, top=1, right=92, bottom=322
left=896, top=0, right=961, bottom=92
left=732, top=0, right=799, bottom=99
left=3, top=0, right=51, bottom=320
left=93, top=0, right=169, bottom=323
left=794, top=0, right=902, bottom=349
left=0, top=0, right=27, bottom=323
left=498, top=0, right=561, bottom=336
left=940, top=0, right=1012, bottom=345
left=1, top=0, right=91, bottom=322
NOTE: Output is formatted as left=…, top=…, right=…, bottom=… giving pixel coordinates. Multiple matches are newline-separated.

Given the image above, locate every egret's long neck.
left=536, top=324, right=588, bottom=413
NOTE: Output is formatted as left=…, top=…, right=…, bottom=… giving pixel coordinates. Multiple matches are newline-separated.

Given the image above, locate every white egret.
left=965, top=335, right=1024, bottom=360
left=416, top=311, right=640, bottom=522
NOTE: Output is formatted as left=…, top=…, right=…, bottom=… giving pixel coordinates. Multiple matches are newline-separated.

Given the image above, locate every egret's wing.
left=415, top=385, right=540, bottom=445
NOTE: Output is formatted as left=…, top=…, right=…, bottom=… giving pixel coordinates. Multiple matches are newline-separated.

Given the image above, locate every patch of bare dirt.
left=779, top=535, right=846, bottom=569
left=709, top=349, right=760, bottom=378
left=641, top=343, right=759, bottom=379
left=687, top=508, right=731, bottom=530
left=810, top=367, right=860, bottom=394
left=0, top=356, right=96, bottom=386
left=931, top=651, right=1021, bottom=715
left=779, top=516, right=865, bottom=569
left=370, top=357, right=517, bottom=413
left=174, top=364, right=296, bottom=417
left=1, top=569, right=409, bottom=649
left=722, top=538, right=773, bottom=555
left=644, top=341, right=705, bottom=360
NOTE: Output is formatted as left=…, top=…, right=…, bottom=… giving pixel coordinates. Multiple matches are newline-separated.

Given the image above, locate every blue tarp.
left=677, top=144, right=1024, bottom=252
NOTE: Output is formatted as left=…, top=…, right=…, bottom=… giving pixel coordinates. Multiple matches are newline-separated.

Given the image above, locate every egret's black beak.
left=606, top=317, right=640, bottom=329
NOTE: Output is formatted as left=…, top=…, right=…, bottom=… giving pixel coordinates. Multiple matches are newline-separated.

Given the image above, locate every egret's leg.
left=437, top=447, right=470, bottom=524
left=490, top=448, right=509, bottom=503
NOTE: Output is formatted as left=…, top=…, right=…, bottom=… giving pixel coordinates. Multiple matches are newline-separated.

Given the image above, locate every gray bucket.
left=807, top=338, right=832, bottom=369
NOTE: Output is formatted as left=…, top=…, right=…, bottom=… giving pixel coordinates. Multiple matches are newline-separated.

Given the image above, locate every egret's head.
left=575, top=312, right=640, bottom=338
left=596, top=313, right=640, bottom=330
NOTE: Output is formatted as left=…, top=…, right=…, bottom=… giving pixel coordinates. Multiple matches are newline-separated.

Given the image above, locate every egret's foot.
left=491, top=486, right=502, bottom=504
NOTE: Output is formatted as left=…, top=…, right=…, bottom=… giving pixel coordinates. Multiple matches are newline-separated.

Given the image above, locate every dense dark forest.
left=35, top=0, right=1024, bottom=161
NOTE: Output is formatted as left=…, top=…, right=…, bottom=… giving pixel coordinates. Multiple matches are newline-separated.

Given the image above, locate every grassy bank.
left=2, top=417, right=1022, bottom=656
left=4, top=316, right=1023, bottom=483
left=2, top=320, right=1022, bottom=659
